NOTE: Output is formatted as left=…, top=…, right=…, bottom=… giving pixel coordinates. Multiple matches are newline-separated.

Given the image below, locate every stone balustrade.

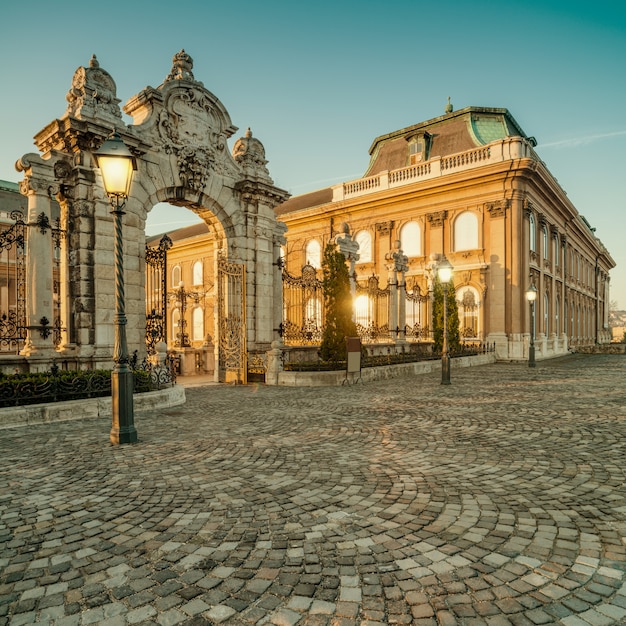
left=333, top=136, right=537, bottom=202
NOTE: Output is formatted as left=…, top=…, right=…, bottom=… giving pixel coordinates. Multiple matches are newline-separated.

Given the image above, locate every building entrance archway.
left=16, top=50, right=288, bottom=379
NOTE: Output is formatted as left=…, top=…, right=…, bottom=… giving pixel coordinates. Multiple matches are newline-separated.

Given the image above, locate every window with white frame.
left=544, top=293, right=550, bottom=335
left=172, top=308, right=181, bottom=342
left=192, top=307, right=204, bottom=342
left=529, top=213, right=536, bottom=252
left=400, top=221, right=421, bottom=257
left=172, top=265, right=182, bottom=287
left=354, top=230, right=372, bottom=264
left=454, top=211, right=479, bottom=251
left=192, top=261, right=203, bottom=286
left=305, top=239, right=322, bottom=269
left=542, top=225, right=549, bottom=260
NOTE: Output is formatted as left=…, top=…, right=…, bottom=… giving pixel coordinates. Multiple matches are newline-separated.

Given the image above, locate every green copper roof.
left=0, top=180, right=19, bottom=192
left=469, top=116, right=508, bottom=145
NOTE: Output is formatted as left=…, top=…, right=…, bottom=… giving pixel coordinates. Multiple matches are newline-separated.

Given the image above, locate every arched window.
left=192, top=261, right=203, bottom=286
left=544, top=293, right=550, bottom=335
left=454, top=212, right=479, bottom=251
left=555, top=295, right=561, bottom=335
left=554, top=237, right=560, bottom=266
left=171, top=308, right=181, bottom=343
left=172, top=265, right=182, bottom=287
left=192, top=307, right=204, bottom=342
left=354, top=230, right=372, bottom=264
left=458, top=286, right=480, bottom=339
left=400, top=222, right=421, bottom=257
left=529, top=213, right=536, bottom=252
left=542, top=225, right=549, bottom=260
left=305, top=239, right=322, bottom=269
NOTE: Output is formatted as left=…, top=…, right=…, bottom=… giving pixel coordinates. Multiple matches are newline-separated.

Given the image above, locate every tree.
left=432, top=276, right=460, bottom=353
left=319, top=242, right=357, bottom=362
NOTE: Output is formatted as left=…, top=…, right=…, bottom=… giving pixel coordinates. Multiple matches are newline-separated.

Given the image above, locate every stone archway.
left=16, top=50, right=289, bottom=378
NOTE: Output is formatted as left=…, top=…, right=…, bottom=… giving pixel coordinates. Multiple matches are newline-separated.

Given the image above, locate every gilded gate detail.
left=217, top=255, right=246, bottom=383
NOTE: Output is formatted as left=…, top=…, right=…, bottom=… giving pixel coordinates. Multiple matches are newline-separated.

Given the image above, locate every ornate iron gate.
left=355, top=275, right=390, bottom=343
left=405, top=283, right=430, bottom=340
left=145, top=234, right=172, bottom=354
left=217, top=254, right=246, bottom=383
left=281, top=263, right=325, bottom=345
left=0, top=211, right=26, bottom=353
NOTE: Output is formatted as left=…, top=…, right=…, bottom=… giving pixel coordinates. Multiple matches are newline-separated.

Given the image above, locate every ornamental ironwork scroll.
left=404, top=283, right=430, bottom=341
left=145, top=234, right=172, bottom=353
left=355, top=275, right=390, bottom=343
left=281, top=263, right=325, bottom=345
left=217, top=254, right=246, bottom=383
left=0, top=211, right=27, bottom=353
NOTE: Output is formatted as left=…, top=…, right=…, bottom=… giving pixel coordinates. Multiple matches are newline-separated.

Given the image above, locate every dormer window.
left=407, top=132, right=431, bottom=165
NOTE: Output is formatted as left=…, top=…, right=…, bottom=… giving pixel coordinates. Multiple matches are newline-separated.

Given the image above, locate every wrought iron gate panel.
left=355, top=275, right=390, bottom=343
left=145, top=234, right=172, bottom=353
left=405, top=284, right=430, bottom=340
left=281, top=264, right=325, bottom=345
left=0, top=211, right=26, bottom=353
left=217, top=255, right=246, bottom=383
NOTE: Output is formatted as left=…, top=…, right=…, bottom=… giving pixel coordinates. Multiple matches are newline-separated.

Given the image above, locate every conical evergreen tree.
left=319, top=242, right=357, bottom=362
left=432, top=276, right=460, bottom=353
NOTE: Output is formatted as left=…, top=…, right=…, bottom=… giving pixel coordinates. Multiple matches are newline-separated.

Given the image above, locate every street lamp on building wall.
left=438, top=257, right=453, bottom=385
left=94, top=132, right=138, bottom=445
left=525, top=283, right=537, bottom=368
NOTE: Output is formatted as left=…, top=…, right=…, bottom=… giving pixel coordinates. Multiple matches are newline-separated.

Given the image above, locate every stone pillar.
left=273, top=233, right=286, bottom=342
left=16, top=155, right=57, bottom=366
left=385, top=240, right=408, bottom=343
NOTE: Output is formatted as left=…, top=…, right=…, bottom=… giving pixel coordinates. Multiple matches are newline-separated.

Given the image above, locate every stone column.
left=16, top=155, right=57, bottom=366
left=385, top=240, right=409, bottom=343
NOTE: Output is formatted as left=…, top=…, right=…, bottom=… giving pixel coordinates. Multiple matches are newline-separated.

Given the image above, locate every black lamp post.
left=526, top=283, right=537, bottom=368
left=438, top=257, right=453, bottom=385
left=94, top=132, right=138, bottom=444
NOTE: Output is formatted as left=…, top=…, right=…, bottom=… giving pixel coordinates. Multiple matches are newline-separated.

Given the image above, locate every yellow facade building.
left=154, top=104, right=614, bottom=368
left=275, top=104, right=614, bottom=361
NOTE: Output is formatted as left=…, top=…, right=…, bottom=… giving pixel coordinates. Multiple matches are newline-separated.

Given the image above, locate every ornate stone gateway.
left=14, top=50, right=288, bottom=375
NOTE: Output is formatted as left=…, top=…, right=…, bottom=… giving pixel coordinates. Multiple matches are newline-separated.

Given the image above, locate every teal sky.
left=1, top=0, right=625, bottom=304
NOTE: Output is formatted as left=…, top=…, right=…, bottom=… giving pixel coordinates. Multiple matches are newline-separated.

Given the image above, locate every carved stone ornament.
left=375, top=221, right=394, bottom=235
left=486, top=199, right=509, bottom=218
left=427, top=211, right=447, bottom=228
left=157, top=52, right=239, bottom=190
left=54, top=160, right=72, bottom=181
left=385, top=240, right=409, bottom=273
left=164, top=49, right=196, bottom=83
left=65, top=55, right=122, bottom=122
left=232, top=128, right=273, bottom=184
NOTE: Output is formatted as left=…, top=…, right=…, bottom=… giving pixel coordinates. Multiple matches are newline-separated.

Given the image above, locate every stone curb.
left=0, top=384, right=186, bottom=429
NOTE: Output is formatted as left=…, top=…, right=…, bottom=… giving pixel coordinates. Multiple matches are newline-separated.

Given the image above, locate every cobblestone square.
left=1, top=354, right=625, bottom=625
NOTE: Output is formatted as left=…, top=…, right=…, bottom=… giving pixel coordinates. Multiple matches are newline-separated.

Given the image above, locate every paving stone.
left=1, top=355, right=626, bottom=625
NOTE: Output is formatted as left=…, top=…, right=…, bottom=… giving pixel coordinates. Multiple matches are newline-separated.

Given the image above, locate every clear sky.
left=1, top=0, right=625, bottom=304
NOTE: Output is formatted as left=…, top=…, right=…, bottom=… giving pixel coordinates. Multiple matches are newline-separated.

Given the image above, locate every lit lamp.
left=437, top=257, right=453, bottom=385
left=94, top=132, right=138, bottom=444
left=525, top=283, right=537, bottom=368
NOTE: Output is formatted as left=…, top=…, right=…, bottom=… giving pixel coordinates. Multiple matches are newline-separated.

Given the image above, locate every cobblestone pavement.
left=1, top=354, right=626, bottom=626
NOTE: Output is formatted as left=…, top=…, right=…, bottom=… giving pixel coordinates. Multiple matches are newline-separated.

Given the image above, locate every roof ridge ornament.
left=445, top=96, right=454, bottom=114
left=165, top=49, right=195, bottom=82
